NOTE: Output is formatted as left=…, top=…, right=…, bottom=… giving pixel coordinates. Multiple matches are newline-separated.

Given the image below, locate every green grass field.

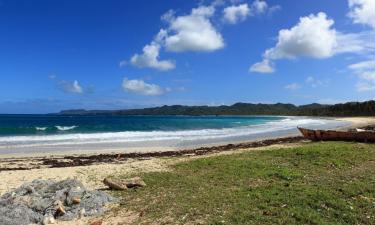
left=113, top=142, right=375, bottom=225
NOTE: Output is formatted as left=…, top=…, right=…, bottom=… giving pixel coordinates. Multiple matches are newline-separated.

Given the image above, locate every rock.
left=43, top=215, right=55, bottom=225
left=103, top=177, right=146, bottom=190
left=0, top=179, right=115, bottom=225
left=79, top=208, right=85, bottom=219
left=72, top=197, right=81, bottom=204
left=123, top=177, right=147, bottom=188
left=54, top=200, right=66, bottom=216
left=103, top=178, right=128, bottom=190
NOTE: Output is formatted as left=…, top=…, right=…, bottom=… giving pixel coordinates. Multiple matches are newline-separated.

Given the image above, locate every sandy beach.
left=336, top=117, right=375, bottom=128
left=1, top=117, right=374, bottom=188
left=1, top=117, right=374, bottom=225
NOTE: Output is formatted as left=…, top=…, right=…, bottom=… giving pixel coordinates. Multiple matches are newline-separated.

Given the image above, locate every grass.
left=112, top=142, right=375, bottom=225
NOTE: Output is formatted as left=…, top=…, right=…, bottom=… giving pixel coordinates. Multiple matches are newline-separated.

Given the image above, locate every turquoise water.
left=0, top=115, right=283, bottom=136
left=0, top=115, right=347, bottom=155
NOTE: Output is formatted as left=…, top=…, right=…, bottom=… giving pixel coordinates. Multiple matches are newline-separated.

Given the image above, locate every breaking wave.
left=35, top=127, right=47, bottom=131
left=0, top=117, right=343, bottom=149
left=55, top=126, right=78, bottom=131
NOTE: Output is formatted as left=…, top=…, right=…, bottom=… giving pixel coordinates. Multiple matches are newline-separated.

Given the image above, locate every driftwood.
left=298, top=127, right=375, bottom=142
left=103, top=177, right=146, bottom=190
left=103, top=178, right=128, bottom=190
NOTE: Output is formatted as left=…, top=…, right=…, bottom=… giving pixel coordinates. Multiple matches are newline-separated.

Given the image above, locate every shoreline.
left=0, top=116, right=372, bottom=160
left=0, top=116, right=352, bottom=158
left=0, top=116, right=374, bottom=218
left=0, top=116, right=374, bottom=171
left=0, top=136, right=305, bottom=171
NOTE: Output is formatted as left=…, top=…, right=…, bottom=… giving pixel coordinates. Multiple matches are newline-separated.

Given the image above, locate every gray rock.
left=0, top=179, right=115, bottom=225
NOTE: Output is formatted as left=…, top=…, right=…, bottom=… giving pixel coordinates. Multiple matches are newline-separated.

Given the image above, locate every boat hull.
left=298, top=127, right=375, bottom=142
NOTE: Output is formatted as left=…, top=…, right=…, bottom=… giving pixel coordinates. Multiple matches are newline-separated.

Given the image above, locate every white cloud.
left=164, top=6, right=225, bottom=52
left=249, top=59, right=274, bottom=73
left=250, top=12, right=375, bottom=73
left=128, top=5, right=225, bottom=71
left=268, top=5, right=282, bottom=15
left=57, top=80, right=83, bottom=94
left=348, top=0, right=375, bottom=29
left=222, top=1, right=279, bottom=24
left=223, top=4, right=250, bottom=24
left=161, top=9, right=175, bottom=23
left=349, top=59, right=375, bottom=91
left=348, top=59, right=375, bottom=71
left=265, top=12, right=338, bottom=60
left=122, top=78, right=166, bottom=96
left=251, top=0, right=268, bottom=14
left=130, top=30, right=175, bottom=71
left=284, top=83, right=301, bottom=90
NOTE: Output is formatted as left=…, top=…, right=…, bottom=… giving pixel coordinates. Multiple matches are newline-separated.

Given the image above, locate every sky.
left=1, top=0, right=375, bottom=113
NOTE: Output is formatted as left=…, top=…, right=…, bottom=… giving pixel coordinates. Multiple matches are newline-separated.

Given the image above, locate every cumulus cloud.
left=223, top=4, right=250, bottom=24
left=130, top=43, right=175, bottom=71
left=163, top=6, right=225, bottom=52
left=348, top=0, right=375, bottom=29
left=127, top=5, right=226, bottom=71
left=122, top=78, right=166, bottom=96
left=130, top=30, right=175, bottom=71
left=284, top=83, right=301, bottom=91
left=349, top=59, right=375, bottom=92
left=265, top=12, right=338, bottom=60
left=222, top=1, right=279, bottom=24
left=250, top=12, right=375, bottom=73
left=57, top=80, right=83, bottom=94
left=249, top=59, right=274, bottom=73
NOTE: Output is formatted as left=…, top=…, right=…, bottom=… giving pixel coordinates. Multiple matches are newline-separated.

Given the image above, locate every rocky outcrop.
left=0, top=179, right=114, bottom=225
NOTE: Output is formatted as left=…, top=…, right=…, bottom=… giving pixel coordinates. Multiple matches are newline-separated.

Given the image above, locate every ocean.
left=0, top=115, right=348, bottom=155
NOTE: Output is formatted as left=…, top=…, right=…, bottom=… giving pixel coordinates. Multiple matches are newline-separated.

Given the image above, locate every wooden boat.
left=298, top=127, right=375, bottom=142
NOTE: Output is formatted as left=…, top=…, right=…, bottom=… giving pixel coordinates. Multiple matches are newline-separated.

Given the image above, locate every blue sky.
left=1, top=0, right=375, bottom=113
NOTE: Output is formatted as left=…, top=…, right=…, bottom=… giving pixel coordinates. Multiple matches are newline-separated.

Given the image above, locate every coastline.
left=0, top=116, right=371, bottom=160
left=0, top=116, right=370, bottom=160
left=0, top=117, right=374, bottom=192
left=0, top=116, right=374, bottom=224
left=0, top=116, right=350, bottom=158
left=0, top=117, right=375, bottom=186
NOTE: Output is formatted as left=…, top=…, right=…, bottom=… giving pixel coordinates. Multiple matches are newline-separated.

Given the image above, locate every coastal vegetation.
left=57, top=100, right=375, bottom=117
left=111, top=142, right=375, bottom=224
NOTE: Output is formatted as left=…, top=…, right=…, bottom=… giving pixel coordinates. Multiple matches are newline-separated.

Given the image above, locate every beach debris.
left=72, top=197, right=81, bottom=204
left=1, top=136, right=305, bottom=172
left=103, top=178, right=128, bottom=190
left=103, top=177, right=146, bottom=190
left=0, top=179, right=115, bottom=225
left=90, top=220, right=103, bottom=225
left=124, top=177, right=147, bottom=188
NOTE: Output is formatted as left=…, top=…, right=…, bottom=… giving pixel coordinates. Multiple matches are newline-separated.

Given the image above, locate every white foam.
left=55, top=126, right=78, bottom=131
left=35, top=127, right=47, bottom=131
left=0, top=117, right=338, bottom=149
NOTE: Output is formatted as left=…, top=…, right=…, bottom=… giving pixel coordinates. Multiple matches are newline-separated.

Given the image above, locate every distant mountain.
left=55, top=100, right=375, bottom=117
